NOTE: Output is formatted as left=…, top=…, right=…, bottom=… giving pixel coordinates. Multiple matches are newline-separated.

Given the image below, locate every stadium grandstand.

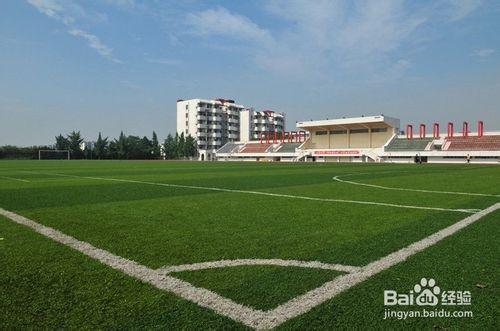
left=216, top=115, right=500, bottom=164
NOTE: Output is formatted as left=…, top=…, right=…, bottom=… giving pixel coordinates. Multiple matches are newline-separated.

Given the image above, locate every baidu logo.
left=384, top=278, right=471, bottom=306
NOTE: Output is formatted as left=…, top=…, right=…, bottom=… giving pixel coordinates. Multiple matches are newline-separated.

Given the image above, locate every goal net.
left=38, top=150, right=70, bottom=160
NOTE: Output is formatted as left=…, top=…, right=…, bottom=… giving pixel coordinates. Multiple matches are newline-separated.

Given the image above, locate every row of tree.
left=0, top=145, right=52, bottom=159
left=0, top=131, right=198, bottom=160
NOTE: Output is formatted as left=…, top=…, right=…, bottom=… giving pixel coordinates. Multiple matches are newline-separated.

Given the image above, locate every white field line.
left=333, top=174, right=500, bottom=198
left=0, top=176, right=30, bottom=183
left=1, top=203, right=498, bottom=329
left=30, top=171, right=479, bottom=214
left=255, top=202, right=500, bottom=329
left=0, top=207, right=267, bottom=327
left=159, top=259, right=361, bottom=274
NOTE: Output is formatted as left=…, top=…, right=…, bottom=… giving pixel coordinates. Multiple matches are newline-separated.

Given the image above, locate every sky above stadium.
left=1, top=0, right=500, bottom=145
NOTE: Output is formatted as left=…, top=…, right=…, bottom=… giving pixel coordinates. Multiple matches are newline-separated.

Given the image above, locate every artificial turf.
left=0, top=160, right=498, bottom=329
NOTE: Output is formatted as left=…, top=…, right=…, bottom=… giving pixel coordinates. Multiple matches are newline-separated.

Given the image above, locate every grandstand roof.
left=296, top=115, right=400, bottom=130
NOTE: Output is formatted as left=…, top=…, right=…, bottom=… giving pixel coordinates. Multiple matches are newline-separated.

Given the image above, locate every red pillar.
left=477, top=121, right=483, bottom=137
left=433, top=123, right=440, bottom=138
left=260, top=132, right=263, bottom=144
left=265, top=131, right=270, bottom=144
left=281, top=131, right=285, bottom=143
left=447, top=122, right=454, bottom=138
left=462, top=122, right=468, bottom=137
left=419, top=124, right=426, bottom=139
left=406, top=124, right=413, bottom=139
left=273, top=131, right=277, bottom=144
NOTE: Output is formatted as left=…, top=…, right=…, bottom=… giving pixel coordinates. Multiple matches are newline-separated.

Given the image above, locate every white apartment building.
left=250, top=110, right=285, bottom=141
left=176, top=98, right=244, bottom=161
left=177, top=98, right=287, bottom=160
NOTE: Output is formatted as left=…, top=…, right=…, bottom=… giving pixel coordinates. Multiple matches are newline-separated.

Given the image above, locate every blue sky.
left=1, top=0, right=499, bottom=145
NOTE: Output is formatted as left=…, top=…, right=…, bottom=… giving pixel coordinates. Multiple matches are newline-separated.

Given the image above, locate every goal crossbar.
left=38, top=150, right=70, bottom=160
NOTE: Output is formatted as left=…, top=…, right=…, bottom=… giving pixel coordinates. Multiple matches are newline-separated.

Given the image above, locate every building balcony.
left=226, top=109, right=240, bottom=116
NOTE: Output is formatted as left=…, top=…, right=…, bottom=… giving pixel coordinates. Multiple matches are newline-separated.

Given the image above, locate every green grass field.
left=1, top=160, right=498, bottom=329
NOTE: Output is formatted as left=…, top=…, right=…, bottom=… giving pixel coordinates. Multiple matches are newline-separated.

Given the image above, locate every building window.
left=315, top=131, right=328, bottom=135
left=371, top=127, right=388, bottom=133
left=350, top=128, right=369, bottom=134
left=330, top=130, right=347, bottom=134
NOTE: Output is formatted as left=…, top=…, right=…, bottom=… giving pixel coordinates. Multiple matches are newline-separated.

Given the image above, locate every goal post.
left=38, top=150, right=70, bottom=160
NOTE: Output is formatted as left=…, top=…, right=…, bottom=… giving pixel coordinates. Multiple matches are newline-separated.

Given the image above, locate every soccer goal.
left=38, top=150, right=70, bottom=160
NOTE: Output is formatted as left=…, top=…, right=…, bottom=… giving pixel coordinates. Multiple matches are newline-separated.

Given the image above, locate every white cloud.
left=27, top=0, right=120, bottom=63
left=27, top=0, right=74, bottom=24
left=186, top=7, right=273, bottom=43
left=445, top=0, right=482, bottom=21
left=184, top=0, right=483, bottom=80
left=68, top=29, right=122, bottom=63
left=472, top=48, right=495, bottom=57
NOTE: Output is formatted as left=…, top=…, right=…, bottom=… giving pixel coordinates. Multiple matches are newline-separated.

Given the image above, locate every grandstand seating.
left=385, top=138, right=433, bottom=151
left=445, top=135, right=500, bottom=151
left=239, top=143, right=272, bottom=153
left=276, top=143, right=301, bottom=153
left=217, top=143, right=240, bottom=154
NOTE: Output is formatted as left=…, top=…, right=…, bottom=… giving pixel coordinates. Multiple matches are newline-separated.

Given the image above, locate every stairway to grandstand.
left=385, top=137, right=433, bottom=151
left=444, top=135, right=500, bottom=151
left=217, top=143, right=241, bottom=154
left=239, top=143, right=272, bottom=153
left=276, top=143, right=301, bottom=153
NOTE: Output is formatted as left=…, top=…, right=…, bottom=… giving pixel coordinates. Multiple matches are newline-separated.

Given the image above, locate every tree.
left=151, top=131, right=160, bottom=159
left=115, top=131, right=128, bottom=159
left=94, top=132, right=108, bottom=159
left=177, top=132, right=186, bottom=158
left=67, top=131, right=84, bottom=159
left=184, top=134, right=197, bottom=158
left=163, top=134, right=175, bottom=159
left=55, top=134, right=69, bottom=150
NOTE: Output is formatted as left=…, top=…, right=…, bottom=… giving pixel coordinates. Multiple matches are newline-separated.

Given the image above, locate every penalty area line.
left=33, top=171, right=479, bottom=214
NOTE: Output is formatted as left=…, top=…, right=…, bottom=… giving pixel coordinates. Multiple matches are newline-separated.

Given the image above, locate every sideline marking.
left=333, top=173, right=500, bottom=198
left=1, top=203, right=498, bottom=329
left=0, top=176, right=30, bottom=183
left=29, top=171, right=479, bottom=214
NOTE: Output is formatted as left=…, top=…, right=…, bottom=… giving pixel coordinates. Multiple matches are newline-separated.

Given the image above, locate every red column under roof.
left=406, top=124, right=413, bottom=140
left=447, top=122, right=454, bottom=138
left=462, top=122, right=469, bottom=137
left=433, top=123, right=440, bottom=138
